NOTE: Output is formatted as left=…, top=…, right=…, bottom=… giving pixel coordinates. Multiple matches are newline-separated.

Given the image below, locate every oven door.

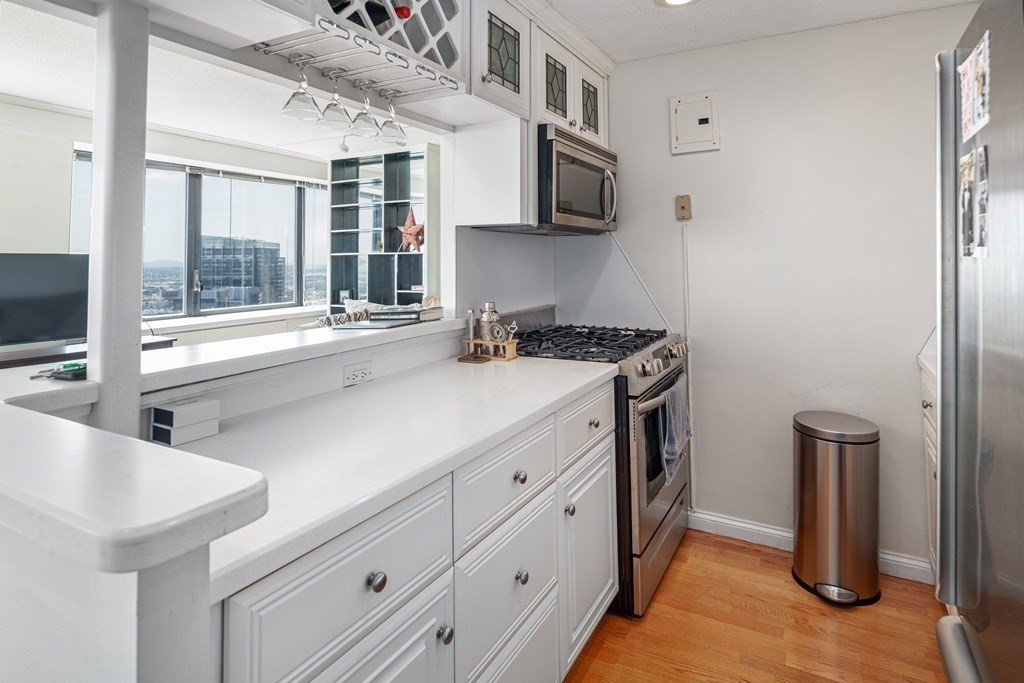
left=550, top=139, right=617, bottom=232
left=630, top=372, right=689, bottom=556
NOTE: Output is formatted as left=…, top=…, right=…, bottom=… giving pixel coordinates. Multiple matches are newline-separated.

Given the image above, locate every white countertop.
left=183, top=356, right=618, bottom=603
left=0, top=361, right=99, bottom=412
left=0, top=403, right=268, bottom=572
left=140, top=318, right=466, bottom=394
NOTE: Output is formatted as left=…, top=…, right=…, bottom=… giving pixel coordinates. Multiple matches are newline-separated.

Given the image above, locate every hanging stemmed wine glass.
left=281, top=61, right=322, bottom=121
left=348, top=79, right=381, bottom=138
left=376, top=91, right=408, bottom=146
left=318, top=76, right=355, bottom=130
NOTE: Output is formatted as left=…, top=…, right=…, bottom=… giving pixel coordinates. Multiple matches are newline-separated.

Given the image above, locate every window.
left=69, top=153, right=328, bottom=317
left=487, top=12, right=520, bottom=94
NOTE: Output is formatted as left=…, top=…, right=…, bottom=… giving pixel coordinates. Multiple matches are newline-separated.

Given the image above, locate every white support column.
left=137, top=545, right=211, bottom=682
left=88, top=0, right=149, bottom=436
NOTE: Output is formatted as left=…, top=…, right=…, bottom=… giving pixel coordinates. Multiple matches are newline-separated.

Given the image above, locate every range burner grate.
left=515, top=325, right=667, bottom=363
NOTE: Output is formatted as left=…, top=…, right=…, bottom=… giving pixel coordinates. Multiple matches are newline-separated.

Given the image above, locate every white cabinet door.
left=313, top=570, right=455, bottom=683
left=532, top=29, right=608, bottom=146
left=924, top=418, right=938, bottom=577
left=557, top=436, right=617, bottom=677
left=472, top=0, right=531, bottom=118
left=575, top=59, right=607, bottom=146
left=454, top=485, right=558, bottom=682
left=478, top=587, right=561, bottom=683
left=533, top=27, right=576, bottom=132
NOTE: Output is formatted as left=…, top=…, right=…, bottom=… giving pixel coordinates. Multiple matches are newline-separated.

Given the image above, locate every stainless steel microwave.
left=538, top=123, right=618, bottom=234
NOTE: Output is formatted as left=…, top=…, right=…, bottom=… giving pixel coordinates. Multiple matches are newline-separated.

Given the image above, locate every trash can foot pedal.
left=791, top=569, right=881, bottom=606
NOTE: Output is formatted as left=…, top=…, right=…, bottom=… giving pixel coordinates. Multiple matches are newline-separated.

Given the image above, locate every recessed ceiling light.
left=654, top=0, right=701, bottom=6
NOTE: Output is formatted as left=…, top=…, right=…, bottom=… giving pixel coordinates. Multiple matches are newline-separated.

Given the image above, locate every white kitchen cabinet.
left=454, top=484, right=559, bottom=682
left=471, top=0, right=532, bottom=118
left=223, top=477, right=453, bottom=683
left=477, top=587, right=561, bottom=683
left=313, top=569, right=455, bottom=683
left=533, top=28, right=608, bottom=146
left=453, top=418, right=556, bottom=558
left=556, top=435, right=617, bottom=677
left=924, top=417, right=938, bottom=575
left=556, top=384, right=615, bottom=474
left=919, top=361, right=938, bottom=581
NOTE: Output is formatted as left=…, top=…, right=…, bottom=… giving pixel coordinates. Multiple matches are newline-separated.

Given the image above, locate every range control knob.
left=653, top=359, right=664, bottom=374
left=638, top=361, right=654, bottom=377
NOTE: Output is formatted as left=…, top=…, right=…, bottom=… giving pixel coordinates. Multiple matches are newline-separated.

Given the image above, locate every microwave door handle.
left=604, top=169, right=618, bottom=224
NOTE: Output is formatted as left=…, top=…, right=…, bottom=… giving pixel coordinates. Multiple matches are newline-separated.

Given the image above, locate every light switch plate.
left=675, top=195, right=692, bottom=220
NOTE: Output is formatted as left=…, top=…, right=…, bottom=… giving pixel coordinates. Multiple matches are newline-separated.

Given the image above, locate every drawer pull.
left=922, top=400, right=934, bottom=409
left=515, top=569, right=530, bottom=586
left=589, top=418, right=601, bottom=429
left=366, top=571, right=388, bottom=593
left=565, top=503, right=576, bottom=517
left=436, top=625, right=455, bottom=645
left=513, top=469, right=528, bottom=485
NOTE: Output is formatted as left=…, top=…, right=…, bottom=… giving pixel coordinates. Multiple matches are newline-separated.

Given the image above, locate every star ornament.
left=398, top=208, right=425, bottom=252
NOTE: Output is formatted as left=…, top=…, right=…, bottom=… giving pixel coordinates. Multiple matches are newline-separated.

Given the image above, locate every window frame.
left=72, top=151, right=327, bottom=320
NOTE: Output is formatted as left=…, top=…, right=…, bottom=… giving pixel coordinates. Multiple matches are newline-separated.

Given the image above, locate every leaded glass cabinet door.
left=472, top=0, right=531, bottom=118
left=533, top=27, right=576, bottom=132
left=576, top=59, right=606, bottom=146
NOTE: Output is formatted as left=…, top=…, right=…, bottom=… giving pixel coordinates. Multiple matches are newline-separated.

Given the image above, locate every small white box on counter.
left=151, top=418, right=219, bottom=447
left=152, top=398, right=220, bottom=429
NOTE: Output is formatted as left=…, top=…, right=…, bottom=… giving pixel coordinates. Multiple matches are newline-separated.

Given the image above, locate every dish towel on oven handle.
left=662, top=372, right=691, bottom=486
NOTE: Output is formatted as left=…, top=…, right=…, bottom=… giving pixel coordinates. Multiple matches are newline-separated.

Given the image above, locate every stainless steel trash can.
left=792, top=411, right=880, bottom=605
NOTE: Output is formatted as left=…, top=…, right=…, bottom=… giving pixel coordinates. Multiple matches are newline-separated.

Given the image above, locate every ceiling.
left=0, top=2, right=438, bottom=161
left=547, top=0, right=976, bottom=63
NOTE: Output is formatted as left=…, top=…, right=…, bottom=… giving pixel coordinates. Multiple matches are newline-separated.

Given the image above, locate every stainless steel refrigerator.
left=935, top=1, right=1024, bottom=680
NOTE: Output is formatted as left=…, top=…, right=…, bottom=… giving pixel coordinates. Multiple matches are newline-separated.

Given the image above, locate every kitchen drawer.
left=312, top=569, right=455, bottom=683
left=224, top=477, right=453, bottom=683
left=477, top=586, right=560, bottom=683
left=453, top=419, right=556, bottom=558
left=454, top=484, right=558, bottom=682
left=557, top=382, right=615, bottom=474
left=921, top=373, right=937, bottom=430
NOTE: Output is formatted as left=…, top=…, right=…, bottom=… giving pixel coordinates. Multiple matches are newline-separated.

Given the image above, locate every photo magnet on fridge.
left=958, top=31, right=991, bottom=143
left=974, top=145, right=989, bottom=258
left=959, top=150, right=975, bottom=257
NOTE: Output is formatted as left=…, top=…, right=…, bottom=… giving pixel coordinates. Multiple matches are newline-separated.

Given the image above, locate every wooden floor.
left=565, top=531, right=947, bottom=682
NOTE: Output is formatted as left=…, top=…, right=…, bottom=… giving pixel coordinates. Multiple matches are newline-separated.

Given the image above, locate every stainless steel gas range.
left=516, top=325, right=690, bottom=617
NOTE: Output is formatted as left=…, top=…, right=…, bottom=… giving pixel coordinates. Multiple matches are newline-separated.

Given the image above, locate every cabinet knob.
left=366, top=571, right=388, bottom=593
left=565, top=503, right=576, bottom=517
left=569, top=119, right=577, bottom=128
left=436, top=625, right=455, bottom=645
left=922, top=400, right=934, bottom=409
left=481, top=73, right=493, bottom=84
left=513, top=469, right=528, bottom=485
left=589, top=418, right=601, bottom=429
left=515, top=569, right=530, bottom=586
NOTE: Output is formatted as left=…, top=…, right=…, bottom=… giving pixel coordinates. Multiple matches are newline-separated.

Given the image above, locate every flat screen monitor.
left=0, top=254, right=89, bottom=346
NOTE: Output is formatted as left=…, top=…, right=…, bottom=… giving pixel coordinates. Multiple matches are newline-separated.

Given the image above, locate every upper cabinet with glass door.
left=472, top=0, right=531, bottom=118
left=533, top=28, right=607, bottom=146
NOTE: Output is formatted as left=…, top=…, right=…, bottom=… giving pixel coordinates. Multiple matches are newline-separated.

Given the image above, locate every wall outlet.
left=343, top=361, right=374, bottom=387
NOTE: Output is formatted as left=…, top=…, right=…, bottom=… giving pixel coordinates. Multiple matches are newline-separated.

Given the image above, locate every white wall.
left=0, top=97, right=327, bottom=256
left=554, top=235, right=666, bottom=330
left=0, top=129, right=73, bottom=253
left=609, top=5, right=976, bottom=559
left=455, top=227, right=555, bottom=316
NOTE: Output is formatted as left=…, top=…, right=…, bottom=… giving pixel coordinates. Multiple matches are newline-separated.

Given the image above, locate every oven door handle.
left=637, top=394, right=667, bottom=415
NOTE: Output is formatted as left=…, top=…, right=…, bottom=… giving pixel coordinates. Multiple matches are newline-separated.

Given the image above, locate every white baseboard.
left=689, top=509, right=935, bottom=585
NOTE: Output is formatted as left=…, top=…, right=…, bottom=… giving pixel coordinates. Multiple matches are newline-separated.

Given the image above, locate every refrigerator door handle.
left=937, top=617, right=983, bottom=683
left=935, top=49, right=960, bottom=607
